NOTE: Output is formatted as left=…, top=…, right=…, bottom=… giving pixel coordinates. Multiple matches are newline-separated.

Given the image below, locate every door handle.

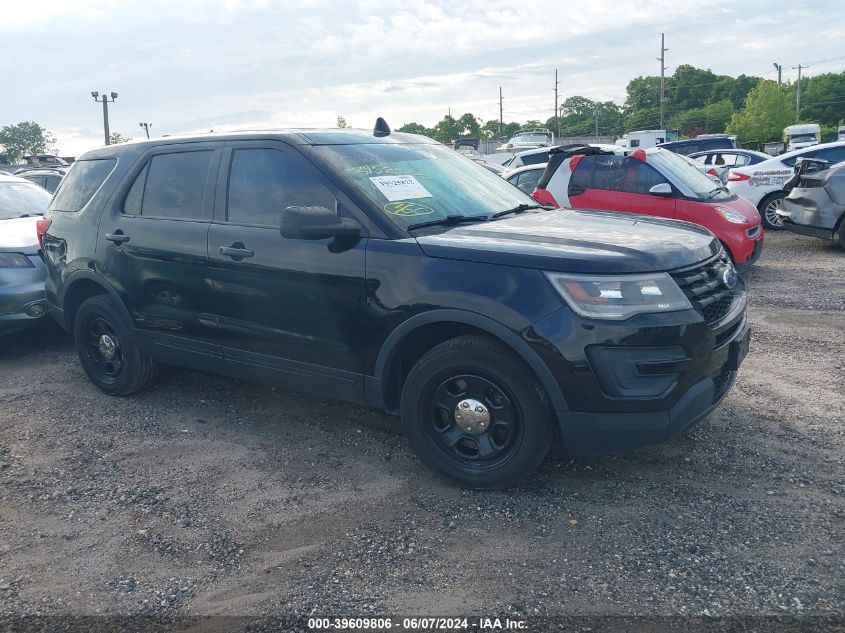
left=219, top=245, right=254, bottom=259
left=105, top=232, right=130, bottom=244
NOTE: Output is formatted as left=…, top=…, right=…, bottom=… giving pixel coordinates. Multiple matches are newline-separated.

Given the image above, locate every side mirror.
left=649, top=183, right=673, bottom=196
left=280, top=206, right=362, bottom=240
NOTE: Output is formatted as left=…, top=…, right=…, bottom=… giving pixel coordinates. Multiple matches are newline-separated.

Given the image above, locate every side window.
left=629, top=139, right=640, bottom=148
left=45, top=176, right=62, bottom=193
left=140, top=151, right=213, bottom=219
left=814, top=147, right=845, bottom=164
left=514, top=169, right=542, bottom=195
left=733, top=155, right=750, bottom=167
left=569, top=156, right=594, bottom=195
left=594, top=155, right=668, bottom=195
left=49, top=159, right=116, bottom=212
left=226, top=148, right=335, bottom=226
left=123, top=162, right=149, bottom=215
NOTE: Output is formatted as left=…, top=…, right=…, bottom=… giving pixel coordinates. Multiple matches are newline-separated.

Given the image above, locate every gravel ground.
left=0, top=232, right=843, bottom=631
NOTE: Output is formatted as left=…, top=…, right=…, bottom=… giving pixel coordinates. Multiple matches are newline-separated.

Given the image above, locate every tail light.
left=531, top=188, right=559, bottom=208
left=36, top=218, right=52, bottom=251
left=706, top=168, right=719, bottom=177
left=727, top=171, right=750, bottom=182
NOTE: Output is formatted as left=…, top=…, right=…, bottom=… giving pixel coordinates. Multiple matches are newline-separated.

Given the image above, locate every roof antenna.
left=373, top=117, right=391, bottom=137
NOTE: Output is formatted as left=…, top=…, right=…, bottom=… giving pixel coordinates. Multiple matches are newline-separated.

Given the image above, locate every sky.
left=1, top=0, right=843, bottom=156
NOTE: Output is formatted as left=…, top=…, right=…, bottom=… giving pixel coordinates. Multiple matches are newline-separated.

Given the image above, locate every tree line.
left=397, top=65, right=845, bottom=147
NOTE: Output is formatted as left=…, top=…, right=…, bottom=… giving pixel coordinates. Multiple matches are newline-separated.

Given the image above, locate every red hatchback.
left=532, top=146, right=764, bottom=268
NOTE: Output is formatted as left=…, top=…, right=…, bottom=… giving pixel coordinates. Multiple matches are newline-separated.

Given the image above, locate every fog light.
left=25, top=302, right=46, bottom=317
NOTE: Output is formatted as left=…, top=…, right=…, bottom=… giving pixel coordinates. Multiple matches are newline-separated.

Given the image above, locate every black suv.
left=40, top=127, right=750, bottom=488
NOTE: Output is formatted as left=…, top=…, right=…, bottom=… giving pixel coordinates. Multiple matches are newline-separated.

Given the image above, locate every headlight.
left=545, top=272, right=692, bottom=320
left=0, top=252, right=34, bottom=268
left=715, top=206, right=749, bottom=224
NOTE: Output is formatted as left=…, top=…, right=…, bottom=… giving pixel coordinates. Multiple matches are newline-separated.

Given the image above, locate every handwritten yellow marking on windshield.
left=384, top=201, right=435, bottom=217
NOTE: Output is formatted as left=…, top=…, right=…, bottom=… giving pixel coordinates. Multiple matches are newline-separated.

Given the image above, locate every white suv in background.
left=726, top=141, right=845, bottom=229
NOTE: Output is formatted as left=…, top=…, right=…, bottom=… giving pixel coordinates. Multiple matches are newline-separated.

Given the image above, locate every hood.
left=0, top=217, right=40, bottom=254
left=415, top=209, right=720, bottom=274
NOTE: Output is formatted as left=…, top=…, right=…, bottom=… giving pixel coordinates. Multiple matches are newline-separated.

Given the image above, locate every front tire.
left=758, top=191, right=786, bottom=230
left=74, top=294, right=158, bottom=395
left=400, top=335, right=553, bottom=489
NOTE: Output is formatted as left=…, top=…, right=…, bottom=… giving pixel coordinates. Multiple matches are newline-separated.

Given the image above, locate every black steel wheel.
left=401, top=335, right=553, bottom=489
left=74, top=294, right=158, bottom=396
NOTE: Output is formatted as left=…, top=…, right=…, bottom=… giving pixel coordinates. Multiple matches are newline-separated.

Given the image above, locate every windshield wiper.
left=491, top=203, right=551, bottom=218
left=406, top=215, right=490, bottom=231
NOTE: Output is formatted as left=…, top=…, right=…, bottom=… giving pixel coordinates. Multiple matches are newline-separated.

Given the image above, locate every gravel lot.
left=0, top=231, right=843, bottom=630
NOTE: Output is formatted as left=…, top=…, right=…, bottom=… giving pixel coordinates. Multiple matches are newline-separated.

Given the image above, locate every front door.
left=207, top=141, right=368, bottom=398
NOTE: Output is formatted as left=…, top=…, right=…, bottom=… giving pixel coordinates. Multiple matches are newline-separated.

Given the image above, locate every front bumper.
left=527, top=293, right=749, bottom=456
left=0, top=254, right=48, bottom=334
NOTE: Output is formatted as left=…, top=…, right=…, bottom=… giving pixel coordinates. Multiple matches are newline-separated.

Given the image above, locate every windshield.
left=648, top=150, right=733, bottom=201
left=0, top=181, right=52, bottom=220
left=510, top=133, right=548, bottom=144
left=316, top=142, right=536, bottom=228
left=790, top=134, right=817, bottom=144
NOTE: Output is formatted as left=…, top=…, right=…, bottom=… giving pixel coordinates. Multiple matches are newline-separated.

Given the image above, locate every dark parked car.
left=15, top=167, right=67, bottom=193
left=779, top=159, right=845, bottom=248
left=0, top=173, right=52, bottom=334
left=40, top=126, right=750, bottom=488
left=658, top=135, right=736, bottom=156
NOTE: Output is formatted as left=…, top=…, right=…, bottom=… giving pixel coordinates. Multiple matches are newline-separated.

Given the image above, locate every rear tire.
left=74, top=295, right=158, bottom=396
left=758, top=191, right=786, bottom=230
left=400, top=335, right=553, bottom=489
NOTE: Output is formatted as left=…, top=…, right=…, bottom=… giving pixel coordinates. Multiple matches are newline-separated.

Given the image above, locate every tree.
left=669, top=99, right=735, bottom=137
left=109, top=132, right=131, bottom=144
left=799, top=72, right=845, bottom=126
left=727, top=81, right=795, bottom=143
left=0, top=122, right=56, bottom=164
left=397, top=122, right=433, bottom=137
left=336, top=115, right=348, bottom=128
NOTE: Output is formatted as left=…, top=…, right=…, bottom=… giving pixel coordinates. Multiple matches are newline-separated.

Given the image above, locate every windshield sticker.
left=384, top=201, right=435, bottom=217
left=369, top=175, right=433, bottom=202
left=346, top=165, right=424, bottom=178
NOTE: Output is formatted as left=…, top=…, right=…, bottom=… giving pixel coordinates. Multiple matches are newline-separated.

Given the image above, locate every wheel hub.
left=454, top=398, right=490, bottom=435
left=98, top=334, right=117, bottom=360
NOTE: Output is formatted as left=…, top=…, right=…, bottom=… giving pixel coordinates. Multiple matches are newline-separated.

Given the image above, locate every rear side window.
left=226, top=148, right=335, bottom=226
left=50, top=159, right=116, bottom=212
left=123, top=151, right=213, bottom=220
left=569, top=156, right=594, bottom=194
left=590, top=154, right=668, bottom=195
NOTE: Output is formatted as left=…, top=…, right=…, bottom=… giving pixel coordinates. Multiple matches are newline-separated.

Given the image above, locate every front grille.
left=712, top=366, right=735, bottom=404
left=670, top=253, right=737, bottom=327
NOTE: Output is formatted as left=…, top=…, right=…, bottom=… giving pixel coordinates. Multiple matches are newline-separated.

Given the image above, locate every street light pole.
left=91, top=91, right=118, bottom=145
left=139, top=122, right=152, bottom=139
left=773, top=62, right=782, bottom=87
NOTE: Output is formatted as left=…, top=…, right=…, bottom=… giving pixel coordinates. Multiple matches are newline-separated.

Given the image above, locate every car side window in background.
left=139, top=151, right=213, bottom=220
left=569, top=156, right=594, bottom=195
left=813, top=146, right=845, bottom=163
left=514, top=169, right=542, bottom=195
left=49, top=159, right=116, bottom=212
left=226, top=148, right=335, bottom=226
left=591, top=155, right=668, bottom=195
left=45, top=176, right=62, bottom=192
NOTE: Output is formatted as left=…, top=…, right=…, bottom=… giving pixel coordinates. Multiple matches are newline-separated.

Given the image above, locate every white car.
left=503, top=163, right=546, bottom=195
left=501, top=143, right=627, bottom=176
left=727, top=141, right=845, bottom=229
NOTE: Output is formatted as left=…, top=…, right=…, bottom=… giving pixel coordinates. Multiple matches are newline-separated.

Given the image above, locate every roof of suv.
left=78, top=129, right=436, bottom=160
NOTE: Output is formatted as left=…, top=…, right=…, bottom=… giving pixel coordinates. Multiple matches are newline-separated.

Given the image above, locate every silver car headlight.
left=0, top=252, right=34, bottom=268
left=545, top=272, right=692, bottom=320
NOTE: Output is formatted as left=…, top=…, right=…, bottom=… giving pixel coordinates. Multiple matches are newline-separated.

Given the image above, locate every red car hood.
left=721, top=195, right=761, bottom=224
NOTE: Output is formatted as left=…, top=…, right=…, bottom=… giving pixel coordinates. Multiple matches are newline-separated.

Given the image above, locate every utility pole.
left=793, top=64, right=804, bottom=122
left=139, top=122, right=152, bottom=139
left=773, top=62, right=782, bottom=87
left=91, top=91, right=118, bottom=145
left=499, top=86, right=504, bottom=136
left=554, top=69, right=560, bottom=139
left=658, top=33, right=668, bottom=130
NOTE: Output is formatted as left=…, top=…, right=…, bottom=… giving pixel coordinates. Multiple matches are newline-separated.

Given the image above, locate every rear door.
left=97, top=142, right=221, bottom=343
left=206, top=140, right=368, bottom=397
left=567, top=154, right=676, bottom=219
